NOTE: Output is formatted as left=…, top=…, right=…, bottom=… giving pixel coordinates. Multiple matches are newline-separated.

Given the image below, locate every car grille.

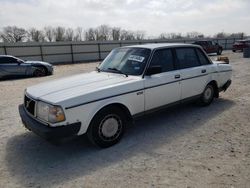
left=24, top=95, right=36, bottom=116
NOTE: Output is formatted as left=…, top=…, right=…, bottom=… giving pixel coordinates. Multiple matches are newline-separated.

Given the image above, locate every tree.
left=111, top=27, right=121, bottom=40
left=54, top=26, right=66, bottom=41
left=44, top=26, right=54, bottom=42
left=158, top=33, right=168, bottom=39
left=230, top=32, right=245, bottom=39
left=134, top=30, right=145, bottom=40
left=186, top=31, right=204, bottom=39
left=28, top=28, right=45, bottom=42
left=120, top=30, right=135, bottom=40
left=74, top=27, right=83, bottom=41
left=85, top=28, right=96, bottom=41
left=0, top=26, right=27, bottom=42
left=214, top=32, right=229, bottom=38
left=65, top=28, right=74, bottom=41
left=96, top=25, right=111, bottom=41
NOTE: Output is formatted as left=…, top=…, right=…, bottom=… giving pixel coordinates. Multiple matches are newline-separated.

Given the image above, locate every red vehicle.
left=193, top=40, right=223, bottom=55
left=232, top=39, right=250, bottom=52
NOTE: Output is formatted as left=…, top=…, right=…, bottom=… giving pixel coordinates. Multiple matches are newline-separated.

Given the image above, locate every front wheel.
left=199, top=84, right=214, bottom=106
left=33, top=67, right=47, bottom=77
left=87, top=106, right=126, bottom=148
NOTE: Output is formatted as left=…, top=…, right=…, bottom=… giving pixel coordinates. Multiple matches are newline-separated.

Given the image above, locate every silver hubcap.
left=99, top=114, right=122, bottom=141
left=204, top=87, right=212, bottom=100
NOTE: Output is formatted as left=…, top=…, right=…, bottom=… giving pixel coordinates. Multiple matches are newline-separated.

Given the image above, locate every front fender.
left=64, top=91, right=143, bottom=135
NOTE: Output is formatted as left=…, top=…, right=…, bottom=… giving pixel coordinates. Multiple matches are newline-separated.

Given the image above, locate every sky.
left=0, top=0, right=250, bottom=37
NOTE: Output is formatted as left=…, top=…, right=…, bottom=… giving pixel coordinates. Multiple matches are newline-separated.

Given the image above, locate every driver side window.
left=149, top=49, right=175, bottom=74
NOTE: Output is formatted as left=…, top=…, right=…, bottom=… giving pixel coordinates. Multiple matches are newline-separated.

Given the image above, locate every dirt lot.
left=0, top=51, right=250, bottom=188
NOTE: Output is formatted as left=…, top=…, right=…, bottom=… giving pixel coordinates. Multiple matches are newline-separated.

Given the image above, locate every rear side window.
left=196, top=49, right=211, bottom=65
left=176, top=48, right=200, bottom=69
left=150, top=49, right=175, bottom=73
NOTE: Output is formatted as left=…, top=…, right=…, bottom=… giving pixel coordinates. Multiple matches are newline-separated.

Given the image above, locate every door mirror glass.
left=146, top=66, right=162, bottom=76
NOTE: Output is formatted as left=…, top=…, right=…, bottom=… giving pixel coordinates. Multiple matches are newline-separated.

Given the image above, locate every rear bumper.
left=19, top=104, right=81, bottom=142
left=219, top=80, right=232, bottom=92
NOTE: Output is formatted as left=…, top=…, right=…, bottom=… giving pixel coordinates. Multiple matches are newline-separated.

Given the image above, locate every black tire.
left=199, top=84, right=215, bottom=106
left=87, top=106, right=127, bottom=148
left=33, top=67, right=47, bottom=77
left=217, top=48, right=222, bottom=55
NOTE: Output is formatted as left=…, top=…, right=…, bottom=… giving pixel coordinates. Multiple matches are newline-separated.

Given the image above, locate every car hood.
left=26, top=71, right=142, bottom=107
left=25, top=61, right=52, bottom=66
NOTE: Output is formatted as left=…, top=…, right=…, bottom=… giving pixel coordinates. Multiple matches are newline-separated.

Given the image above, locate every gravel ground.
left=0, top=51, right=249, bottom=188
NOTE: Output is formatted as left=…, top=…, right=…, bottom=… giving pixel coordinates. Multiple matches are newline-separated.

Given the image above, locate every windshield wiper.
left=107, top=67, right=128, bottom=77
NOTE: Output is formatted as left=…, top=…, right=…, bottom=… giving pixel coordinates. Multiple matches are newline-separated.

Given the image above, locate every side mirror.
left=17, top=60, right=22, bottom=65
left=145, top=66, right=162, bottom=76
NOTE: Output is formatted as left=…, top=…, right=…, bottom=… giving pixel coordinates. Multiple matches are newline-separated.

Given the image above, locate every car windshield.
left=99, top=47, right=151, bottom=76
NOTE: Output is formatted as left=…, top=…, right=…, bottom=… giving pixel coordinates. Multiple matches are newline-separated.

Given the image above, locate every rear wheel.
left=33, top=67, right=47, bottom=77
left=199, top=84, right=215, bottom=106
left=87, top=106, right=126, bottom=148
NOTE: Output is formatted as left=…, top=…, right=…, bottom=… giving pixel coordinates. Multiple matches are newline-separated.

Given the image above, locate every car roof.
left=124, top=43, right=199, bottom=50
left=0, top=55, right=16, bottom=58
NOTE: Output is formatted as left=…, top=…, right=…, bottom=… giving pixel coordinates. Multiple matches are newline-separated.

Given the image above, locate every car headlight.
left=36, top=101, right=65, bottom=123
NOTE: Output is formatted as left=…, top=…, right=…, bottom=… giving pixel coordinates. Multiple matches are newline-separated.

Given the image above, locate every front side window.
left=176, top=48, right=200, bottom=69
left=149, top=49, right=174, bottom=73
left=99, top=47, right=151, bottom=75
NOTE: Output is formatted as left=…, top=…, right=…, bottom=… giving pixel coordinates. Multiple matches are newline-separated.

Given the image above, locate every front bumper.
left=19, top=104, right=81, bottom=142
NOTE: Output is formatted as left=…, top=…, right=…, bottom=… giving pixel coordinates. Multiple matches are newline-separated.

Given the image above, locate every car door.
left=0, top=57, right=27, bottom=76
left=211, top=41, right=218, bottom=53
left=144, top=48, right=181, bottom=111
left=175, top=47, right=209, bottom=100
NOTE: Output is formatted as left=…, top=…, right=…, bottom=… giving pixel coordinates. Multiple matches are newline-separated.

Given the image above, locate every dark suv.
left=193, top=40, right=223, bottom=55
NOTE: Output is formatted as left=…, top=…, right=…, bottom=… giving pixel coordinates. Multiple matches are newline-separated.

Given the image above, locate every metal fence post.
left=98, top=43, right=101, bottom=61
left=70, top=44, right=74, bottom=63
left=39, top=45, right=44, bottom=61
left=3, top=46, right=7, bottom=55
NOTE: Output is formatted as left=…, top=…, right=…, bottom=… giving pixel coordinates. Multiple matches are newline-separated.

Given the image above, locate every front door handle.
left=201, top=69, right=207, bottom=73
left=175, top=74, right=180, bottom=79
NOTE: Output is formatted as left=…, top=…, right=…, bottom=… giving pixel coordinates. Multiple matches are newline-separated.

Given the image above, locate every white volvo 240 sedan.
left=19, top=43, right=232, bottom=147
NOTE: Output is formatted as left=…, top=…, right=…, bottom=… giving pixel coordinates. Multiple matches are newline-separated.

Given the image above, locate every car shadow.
left=5, top=98, right=235, bottom=187
left=0, top=75, right=33, bottom=81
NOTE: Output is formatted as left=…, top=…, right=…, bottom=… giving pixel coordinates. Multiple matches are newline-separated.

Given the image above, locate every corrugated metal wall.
left=0, top=38, right=242, bottom=64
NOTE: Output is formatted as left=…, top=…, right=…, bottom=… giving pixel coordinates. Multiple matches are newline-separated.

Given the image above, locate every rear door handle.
left=201, top=69, right=207, bottom=73
left=175, top=74, right=180, bottom=79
